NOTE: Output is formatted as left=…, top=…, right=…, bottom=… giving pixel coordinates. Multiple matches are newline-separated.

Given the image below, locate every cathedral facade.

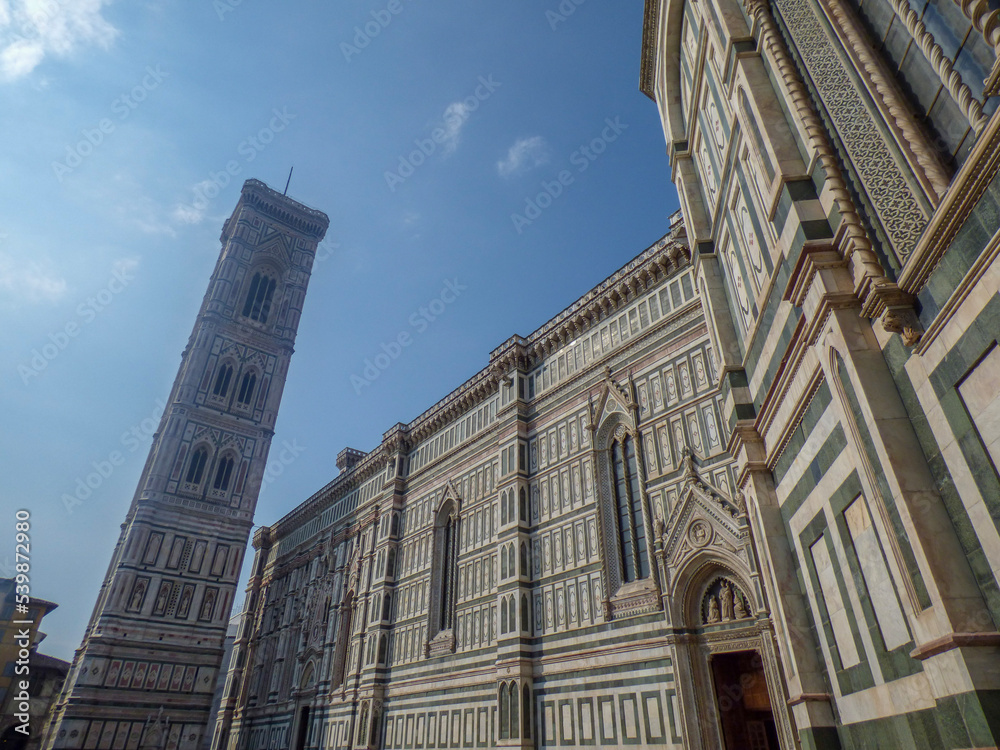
left=47, top=0, right=1000, bottom=746
left=214, top=220, right=800, bottom=750
left=640, top=0, right=1000, bottom=744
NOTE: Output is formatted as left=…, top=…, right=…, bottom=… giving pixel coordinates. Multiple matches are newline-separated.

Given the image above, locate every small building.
left=0, top=580, right=70, bottom=750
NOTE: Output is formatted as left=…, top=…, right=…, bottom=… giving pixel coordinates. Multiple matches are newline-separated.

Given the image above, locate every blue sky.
left=0, top=0, right=678, bottom=660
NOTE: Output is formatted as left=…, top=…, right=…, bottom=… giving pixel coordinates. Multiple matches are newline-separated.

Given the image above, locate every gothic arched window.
left=610, top=433, right=650, bottom=583
left=522, top=684, right=532, bottom=739
left=427, top=498, right=459, bottom=654
left=242, top=272, right=277, bottom=324
left=212, top=363, right=233, bottom=398
left=508, top=682, right=519, bottom=738
left=213, top=456, right=235, bottom=492
left=499, top=684, right=510, bottom=739
left=331, top=593, right=354, bottom=689
left=185, top=446, right=208, bottom=485
left=237, top=371, right=257, bottom=407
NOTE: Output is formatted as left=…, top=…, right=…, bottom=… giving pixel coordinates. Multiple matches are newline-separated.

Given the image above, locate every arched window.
left=237, top=371, right=257, bottom=407
left=519, top=488, right=527, bottom=522
left=377, top=634, right=388, bottom=664
left=331, top=593, right=354, bottom=689
left=213, top=456, right=235, bottom=492
left=499, top=684, right=510, bottom=739
left=439, top=515, right=455, bottom=630
left=185, top=447, right=208, bottom=485
left=242, top=272, right=277, bottom=324
left=382, top=592, right=392, bottom=621
left=500, top=598, right=508, bottom=634
left=386, top=547, right=396, bottom=578
left=611, top=434, right=650, bottom=583
left=428, top=499, right=459, bottom=653
left=212, top=364, right=233, bottom=397
left=520, top=594, right=529, bottom=633
left=522, top=684, right=532, bottom=739
left=509, top=682, right=520, bottom=738
left=519, top=542, right=528, bottom=578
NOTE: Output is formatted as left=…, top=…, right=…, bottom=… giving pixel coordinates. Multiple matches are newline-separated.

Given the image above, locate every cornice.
left=898, top=108, right=1000, bottom=295
left=640, top=0, right=662, bottom=99
left=223, top=179, right=330, bottom=242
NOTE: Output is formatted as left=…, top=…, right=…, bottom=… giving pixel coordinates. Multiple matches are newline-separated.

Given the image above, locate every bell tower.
left=44, top=179, right=329, bottom=750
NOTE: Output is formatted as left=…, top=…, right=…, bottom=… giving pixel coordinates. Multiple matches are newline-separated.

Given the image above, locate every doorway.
left=711, top=650, right=779, bottom=750
left=294, top=706, right=310, bottom=750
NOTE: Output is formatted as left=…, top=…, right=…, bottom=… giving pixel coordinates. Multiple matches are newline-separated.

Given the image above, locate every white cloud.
left=0, top=250, right=67, bottom=303
left=0, top=0, right=117, bottom=82
left=441, top=101, right=472, bottom=155
left=172, top=180, right=217, bottom=225
left=497, top=136, right=549, bottom=177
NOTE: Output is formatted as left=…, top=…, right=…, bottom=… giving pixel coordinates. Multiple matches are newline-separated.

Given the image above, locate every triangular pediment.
left=256, top=227, right=293, bottom=268
left=589, top=366, right=634, bottom=429
left=661, top=459, right=748, bottom=572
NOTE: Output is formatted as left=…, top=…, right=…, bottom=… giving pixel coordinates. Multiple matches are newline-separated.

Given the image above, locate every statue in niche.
left=735, top=591, right=749, bottom=620
left=720, top=581, right=734, bottom=621
left=200, top=589, right=216, bottom=621
left=707, top=596, right=721, bottom=624
left=654, top=515, right=665, bottom=543
left=177, top=587, right=193, bottom=618
left=129, top=580, right=146, bottom=612
left=153, top=583, right=170, bottom=616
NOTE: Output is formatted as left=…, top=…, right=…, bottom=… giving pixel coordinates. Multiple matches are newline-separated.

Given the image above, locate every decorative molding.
left=817, top=0, right=951, bottom=202
left=909, top=631, right=1000, bottom=660
left=899, top=107, right=1000, bottom=295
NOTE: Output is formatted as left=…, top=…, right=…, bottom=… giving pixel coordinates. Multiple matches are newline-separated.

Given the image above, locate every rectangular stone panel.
left=844, top=496, right=910, bottom=650
left=810, top=535, right=861, bottom=667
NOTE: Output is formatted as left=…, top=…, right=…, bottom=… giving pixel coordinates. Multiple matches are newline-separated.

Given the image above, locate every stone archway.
left=655, top=467, right=796, bottom=749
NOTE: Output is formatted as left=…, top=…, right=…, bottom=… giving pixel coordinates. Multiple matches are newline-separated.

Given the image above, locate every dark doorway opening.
left=711, top=650, right=780, bottom=750
left=294, top=706, right=310, bottom=750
